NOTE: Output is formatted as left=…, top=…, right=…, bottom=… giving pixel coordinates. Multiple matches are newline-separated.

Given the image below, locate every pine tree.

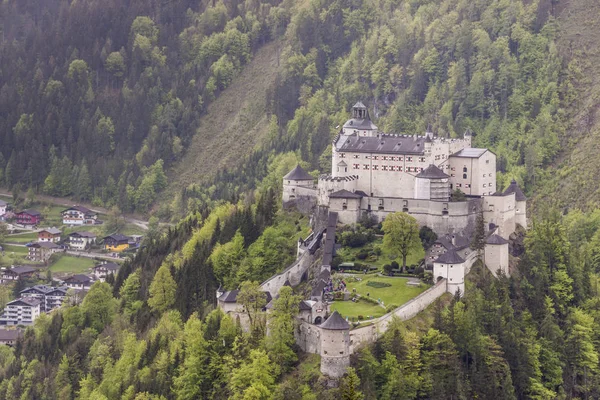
left=340, top=368, right=364, bottom=400
left=471, top=211, right=486, bottom=263
left=148, top=264, right=177, bottom=314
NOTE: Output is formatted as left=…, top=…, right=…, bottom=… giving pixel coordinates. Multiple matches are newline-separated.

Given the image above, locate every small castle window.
left=340, top=351, right=344, bottom=354
left=463, top=174, right=467, bottom=179
left=463, top=167, right=467, bottom=172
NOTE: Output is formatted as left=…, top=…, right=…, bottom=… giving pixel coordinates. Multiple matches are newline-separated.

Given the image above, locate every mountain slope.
left=168, top=40, right=281, bottom=191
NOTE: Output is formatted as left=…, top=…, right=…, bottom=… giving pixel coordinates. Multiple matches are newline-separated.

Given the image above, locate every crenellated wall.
left=261, top=251, right=315, bottom=295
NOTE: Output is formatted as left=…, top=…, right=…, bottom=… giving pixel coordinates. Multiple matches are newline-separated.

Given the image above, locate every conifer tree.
left=148, top=264, right=176, bottom=314
left=340, top=368, right=363, bottom=400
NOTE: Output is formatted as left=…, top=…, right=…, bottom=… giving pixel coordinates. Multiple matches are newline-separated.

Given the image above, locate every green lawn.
left=5, top=232, right=38, bottom=243
left=338, top=236, right=425, bottom=271
left=0, top=244, right=41, bottom=266
left=49, top=256, right=95, bottom=273
left=344, top=275, right=428, bottom=308
left=331, top=299, right=385, bottom=320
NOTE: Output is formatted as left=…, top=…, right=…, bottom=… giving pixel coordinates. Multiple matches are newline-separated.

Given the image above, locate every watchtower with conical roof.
left=433, top=248, right=466, bottom=296
left=282, top=164, right=318, bottom=205
left=319, top=310, right=350, bottom=378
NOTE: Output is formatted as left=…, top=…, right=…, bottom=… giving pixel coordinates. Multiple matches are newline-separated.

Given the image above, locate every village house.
left=0, top=200, right=7, bottom=217
left=15, top=209, right=42, bottom=226
left=92, top=262, right=120, bottom=281
left=61, top=205, right=98, bottom=226
left=0, top=329, right=22, bottom=346
left=103, top=233, right=130, bottom=252
left=38, top=227, right=61, bottom=243
left=63, top=274, right=94, bottom=291
left=67, top=231, right=97, bottom=250
left=0, top=298, right=41, bottom=326
left=0, top=266, right=37, bottom=283
left=20, top=285, right=69, bottom=312
left=28, top=241, right=62, bottom=262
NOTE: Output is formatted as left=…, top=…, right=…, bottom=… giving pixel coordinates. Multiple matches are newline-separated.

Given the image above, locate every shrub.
left=356, top=248, right=369, bottom=260
left=391, top=261, right=399, bottom=269
left=386, top=304, right=399, bottom=313
left=366, top=281, right=392, bottom=289
left=334, top=291, right=345, bottom=300
left=358, top=315, right=364, bottom=320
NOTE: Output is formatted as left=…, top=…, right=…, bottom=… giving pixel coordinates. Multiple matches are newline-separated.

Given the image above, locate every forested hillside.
left=5, top=0, right=600, bottom=399
left=0, top=0, right=293, bottom=212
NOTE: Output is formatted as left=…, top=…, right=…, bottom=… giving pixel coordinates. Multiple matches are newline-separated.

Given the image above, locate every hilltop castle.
left=218, top=102, right=528, bottom=379
left=284, top=101, right=527, bottom=238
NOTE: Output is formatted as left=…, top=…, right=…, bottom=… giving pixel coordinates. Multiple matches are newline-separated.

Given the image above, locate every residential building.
left=38, top=227, right=61, bottom=243
left=92, top=262, right=120, bottom=281
left=0, top=266, right=37, bottom=283
left=0, top=200, right=7, bottom=216
left=63, top=274, right=94, bottom=291
left=68, top=231, right=97, bottom=250
left=20, top=285, right=68, bottom=311
left=61, top=206, right=98, bottom=225
left=0, top=329, right=22, bottom=346
left=15, top=209, right=42, bottom=226
left=28, top=242, right=61, bottom=262
left=0, top=298, right=41, bottom=326
left=103, top=234, right=130, bottom=252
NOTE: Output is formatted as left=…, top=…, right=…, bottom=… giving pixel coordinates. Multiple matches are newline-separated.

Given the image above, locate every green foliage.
left=148, top=264, right=176, bottom=314
left=382, top=212, right=422, bottom=270
left=80, top=282, right=118, bottom=333
left=365, top=281, right=392, bottom=289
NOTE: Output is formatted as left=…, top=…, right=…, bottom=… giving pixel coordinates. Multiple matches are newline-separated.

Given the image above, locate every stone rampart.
left=261, top=251, right=314, bottom=295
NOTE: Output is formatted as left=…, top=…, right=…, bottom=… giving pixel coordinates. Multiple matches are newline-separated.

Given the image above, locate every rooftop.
left=320, top=310, right=350, bottom=330
left=40, top=227, right=61, bottom=235
left=94, top=262, right=120, bottom=271
left=434, top=248, right=465, bottom=264
left=486, top=234, right=509, bottom=245
left=0, top=329, right=22, bottom=341
left=450, top=148, right=488, bottom=158
left=416, top=164, right=450, bottom=179
left=103, top=233, right=129, bottom=242
left=284, top=165, right=313, bottom=181
left=503, top=179, right=527, bottom=201
left=70, top=231, right=97, bottom=238
left=18, top=209, right=41, bottom=216
left=62, top=205, right=94, bottom=214
left=6, top=266, right=37, bottom=275
left=9, top=297, right=42, bottom=307
left=31, top=241, right=60, bottom=249
left=337, top=134, right=426, bottom=155
left=64, top=274, right=93, bottom=284
left=329, top=189, right=363, bottom=199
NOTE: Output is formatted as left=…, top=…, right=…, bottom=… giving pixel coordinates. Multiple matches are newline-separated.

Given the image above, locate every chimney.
left=451, top=234, right=456, bottom=246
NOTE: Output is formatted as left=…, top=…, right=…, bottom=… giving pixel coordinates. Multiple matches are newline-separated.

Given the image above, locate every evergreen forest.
left=3, top=0, right=600, bottom=399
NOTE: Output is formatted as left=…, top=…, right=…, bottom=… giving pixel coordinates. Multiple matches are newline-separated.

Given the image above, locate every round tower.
left=319, top=311, right=350, bottom=378
left=414, top=164, right=450, bottom=201
left=433, top=248, right=465, bottom=296
left=282, top=165, right=314, bottom=203
left=485, top=234, right=510, bottom=277
left=502, top=179, right=527, bottom=229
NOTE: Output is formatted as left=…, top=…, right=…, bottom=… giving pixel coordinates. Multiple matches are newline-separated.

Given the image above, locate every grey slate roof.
left=103, top=233, right=129, bottom=242
left=219, top=290, right=239, bottom=303
left=64, top=274, right=92, bottom=284
left=21, top=285, right=53, bottom=294
left=450, top=148, right=488, bottom=158
left=20, top=209, right=41, bottom=216
left=94, top=262, right=120, bottom=271
left=311, top=279, right=328, bottom=297
left=320, top=311, right=350, bottom=330
left=416, top=164, right=450, bottom=179
left=9, top=297, right=41, bottom=307
left=70, top=231, right=97, bottom=238
left=329, top=189, right=363, bottom=199
left=0, top=329, right=22, bottom=341
left=337, top=134, right=426, bottom=155
left=62, top=205, right=94, bottom=214
left=435, top=233, right=471, bottom=251
left=353, top=101, right=366, bottom=109
left=486, top=234, right=509, bottom=245
left=434, top=249, right=465, bottom=264
left=503, top=179, right=526, bottom=201
left=343, top=118, right=379, bottom=131
left=284, top=165, right=313, bottom=181
left=299, top=300, right=312, bottom=311
left=9, top=266, right=37, bottom=275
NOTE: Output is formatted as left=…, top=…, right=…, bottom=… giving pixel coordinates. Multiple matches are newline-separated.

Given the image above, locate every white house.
left=63, top=274, right=94, bottom=291
left=68, top=231, right=97, bottom=250
left=0, top=298, right=41, bottom=326
left=92, top=262, right=120, bottom=281
left=61, top=206, right=97, bottom=225
left=433, top=248, right=466, bottom=296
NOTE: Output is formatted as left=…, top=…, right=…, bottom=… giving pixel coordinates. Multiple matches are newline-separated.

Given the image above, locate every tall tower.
left=433, top=249, right=466, bottom=296
left=319, top=311, right=350, bottom=378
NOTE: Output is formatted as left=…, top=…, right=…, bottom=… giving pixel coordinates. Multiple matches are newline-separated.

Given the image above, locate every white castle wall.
left=483, top=193, right=516, bottom=239
left=485, top=243, right=509, bottom=277
left=261, top=251, right=314, bottom=295
left=515, top=200, right=527, bottom=229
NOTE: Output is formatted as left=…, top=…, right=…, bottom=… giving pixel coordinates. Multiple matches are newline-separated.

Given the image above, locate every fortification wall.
left=296, top=321, right=321, bottom=354
left=261, top=251, right=314, bottom=295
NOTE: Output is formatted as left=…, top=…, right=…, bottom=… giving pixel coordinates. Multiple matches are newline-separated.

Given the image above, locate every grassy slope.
left=166, top=40, right=281, bottom=193
left=49, top=256, right=95, bottom=273
left=542, top=0, right=600, bottom=208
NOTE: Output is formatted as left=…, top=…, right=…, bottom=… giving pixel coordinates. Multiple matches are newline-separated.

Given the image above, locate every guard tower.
left=319, top=311, right=350, bottom=378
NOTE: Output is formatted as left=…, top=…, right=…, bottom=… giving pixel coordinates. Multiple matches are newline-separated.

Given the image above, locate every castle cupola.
left=342, top=101, right=378, bottom=137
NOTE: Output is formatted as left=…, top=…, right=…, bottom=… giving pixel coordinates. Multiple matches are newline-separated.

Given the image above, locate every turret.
left=502, top=179, right=527, bottom=229
left=282, top=165, right=315, bottom=203
left=319, top=311, right=350, bottom=378
left=433, top=249, right=465, bottom=296
left=485, top=234, right=509, bottom=277
left=342, top=101, right=378, bottom=137
left=414, top=165, right=450, bottom=201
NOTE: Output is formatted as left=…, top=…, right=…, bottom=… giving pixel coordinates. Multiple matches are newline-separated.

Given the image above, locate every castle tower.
left=342, top=101, right=378, bottom=137
left=282, top=165, right=315, bottom=203
left=414, top=164, right=450, bottom=201
left=485, top=234, right=510, bottom=277
left=463, top=129, right=473, bottom=147
left=433, top=249, right=466, bottom=296
left=319, top=311, right=350, bottom=378
left=502, top=179, right=527, bottom=229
